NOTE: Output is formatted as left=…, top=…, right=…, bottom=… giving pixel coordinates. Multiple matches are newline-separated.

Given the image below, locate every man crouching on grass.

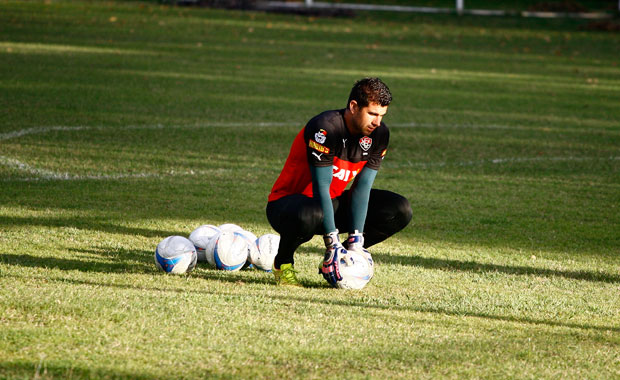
left=266, top=77, right=412, bottom=286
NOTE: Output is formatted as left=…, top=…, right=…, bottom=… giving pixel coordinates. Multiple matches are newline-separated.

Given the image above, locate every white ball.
left=189, top=224, right=221, bottom=262
left=212, top=230, right=249, bottom=271
left=252, top=234, right=280, bottom=272
left=234, top=230, right=259, bottom=269
left=334, top=250, right=374, bottom=289
left=155, top=236, right=197, bottom=274
left=218, top=223, right=243, bottom=232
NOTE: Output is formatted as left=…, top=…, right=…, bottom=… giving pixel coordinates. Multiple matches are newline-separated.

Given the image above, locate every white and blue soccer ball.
left=233, top=229, right=259, bottom=269
left=204, top=231, right=221, bottom=267
left=155, top=236, right=197, bottom=274
left=212, top=230, right=250, bottom=271
left=334, top=250, right=374, bottom=289
left=189, top=224, right=221, bottom=263
left=218, top=223, right=244, bottom=232
left=252, top=233, right=280, bottom=272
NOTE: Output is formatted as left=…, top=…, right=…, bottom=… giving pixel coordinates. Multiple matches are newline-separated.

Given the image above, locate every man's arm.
left=310, top=165, right=336, bottom=234
left=312, top=164, right=348, bottom=286
left=349, top=167, right=378, bottom=233
left=311, top=165, right=378, bottom=235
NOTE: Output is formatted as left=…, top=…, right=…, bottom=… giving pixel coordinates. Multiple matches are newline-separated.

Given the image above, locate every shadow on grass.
left=1, top=179, right=617, bottom=261
left=0, top=360, right=229, bottom=380
left=270, top=246, right=620, bottom=286
left=0, top=250, right=280, bottom=286
left=12, top=273, right=618, bottom=334
left=0, top=249, right=154, bottom=274
left=194, top=267, right=277, bottom=286
left=373, top=253, right=620, bottom=284
left=3, top=239, right=616, bottom=288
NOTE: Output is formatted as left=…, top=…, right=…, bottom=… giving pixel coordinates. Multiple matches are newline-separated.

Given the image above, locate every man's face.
left=348, top=101, right=388, bottom=136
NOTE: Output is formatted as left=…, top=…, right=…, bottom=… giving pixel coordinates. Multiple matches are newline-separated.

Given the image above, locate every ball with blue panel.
left=155, top=236, right=197, bottom=274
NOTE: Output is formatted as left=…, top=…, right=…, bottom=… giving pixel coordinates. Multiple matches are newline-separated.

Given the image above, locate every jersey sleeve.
left=304, top=115, right=338, bottom=168
left=365, top=124, right=389, bottom=170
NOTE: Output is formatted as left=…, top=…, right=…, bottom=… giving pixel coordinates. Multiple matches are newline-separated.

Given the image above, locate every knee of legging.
left=394, top=195, right=413, bottom=228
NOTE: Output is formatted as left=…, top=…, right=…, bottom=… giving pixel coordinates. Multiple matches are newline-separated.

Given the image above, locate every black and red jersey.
left=268, top=109, right=389, bottom=202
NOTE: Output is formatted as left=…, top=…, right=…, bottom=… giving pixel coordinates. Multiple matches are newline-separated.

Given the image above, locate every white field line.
left=393, top=156, right=620, bottom=169
left=0, top=155, right=63, bottom=179
left=391, top=122, right=515, bottom=130
left=0, top=126, right=89, bottom=142
left=3, top=153, right=618, bottom=182
left=0, top=155, right=157, bottom=180
left=0, top=155, right=231, bottom=182
left=0, top=123, right=293, bottom=142
left=0, top=122, right=590, bottom=143
left=1, top=121, right=615, bottom=142
left=262, top=1, right=614, bottom=19
left=1, top=123, right=618, bottom=181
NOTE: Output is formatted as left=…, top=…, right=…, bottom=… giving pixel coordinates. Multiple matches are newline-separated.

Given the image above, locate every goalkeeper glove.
left=319, top=230, right=347, bottom=287
left=345, top=231, right=366, bottom=252
left=346, top=231, right=373, bottom=263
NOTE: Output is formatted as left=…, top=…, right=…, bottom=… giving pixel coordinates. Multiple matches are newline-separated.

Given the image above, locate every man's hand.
left=319, top=230, right=346, bottom=286
left=345, top=231, right=366, bottom=252
left=346, top=231, right=374, bottom=265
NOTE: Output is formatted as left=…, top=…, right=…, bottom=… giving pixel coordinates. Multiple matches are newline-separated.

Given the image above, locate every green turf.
left=0, top=1, right=619, bottom=379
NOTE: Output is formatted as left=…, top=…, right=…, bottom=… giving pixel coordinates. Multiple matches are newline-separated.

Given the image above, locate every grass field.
left=1, top=1, right=619, bottom=379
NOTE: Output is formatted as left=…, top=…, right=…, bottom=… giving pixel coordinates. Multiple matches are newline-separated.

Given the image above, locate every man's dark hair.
left=347, top=77, right=392, bottom=108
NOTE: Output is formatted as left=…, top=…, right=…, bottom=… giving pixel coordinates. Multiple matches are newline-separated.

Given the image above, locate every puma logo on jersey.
left=312, top=152, right=324, bottom=160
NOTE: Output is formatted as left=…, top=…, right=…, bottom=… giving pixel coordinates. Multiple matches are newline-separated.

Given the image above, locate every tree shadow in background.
left=0, top=215, right=187, bottom=239
left=373, top=252, right=620, bottom=284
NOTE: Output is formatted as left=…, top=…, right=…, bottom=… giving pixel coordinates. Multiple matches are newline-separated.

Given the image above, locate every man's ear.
left=348, top=100, right=359, bottom=114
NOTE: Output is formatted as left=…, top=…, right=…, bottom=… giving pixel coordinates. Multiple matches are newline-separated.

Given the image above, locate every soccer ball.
left=233, top=229, right=259, bottom=269
left=188, top=224, right=221, bottom=262
left=218, top=223, right=243, bottom=232
left=212, top=230, right=250, bottom=271
left=252, top=233, right=280, bottom=272
left=334, top=250, right=374, bottom=289
left=155, top=236, right=197, bottom=274
left=204, top=231, right=222, bottom=267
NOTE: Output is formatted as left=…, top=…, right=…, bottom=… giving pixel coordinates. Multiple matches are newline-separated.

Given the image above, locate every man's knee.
left=367, top=190, right=412, bottom=233
left=394, top=194, right=413, bottom=230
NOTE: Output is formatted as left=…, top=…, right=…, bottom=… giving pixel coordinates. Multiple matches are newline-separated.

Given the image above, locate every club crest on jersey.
left=314, top=129, right=327, bottom=144
left=359, top=136, right=372, bottom=151
left=309, top=139, right=330, bottom=154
